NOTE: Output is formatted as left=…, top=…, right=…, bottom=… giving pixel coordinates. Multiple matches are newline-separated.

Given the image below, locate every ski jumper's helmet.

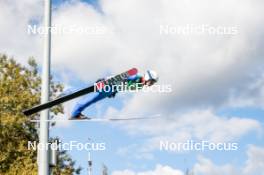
left=144, top=70, right=159, bottom=83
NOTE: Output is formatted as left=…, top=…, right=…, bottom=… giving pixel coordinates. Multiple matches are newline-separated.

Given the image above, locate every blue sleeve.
left=127, top=74, right=141, bottom=81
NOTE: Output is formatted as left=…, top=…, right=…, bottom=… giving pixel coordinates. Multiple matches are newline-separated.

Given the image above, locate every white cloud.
left=116, top=143, right=154, bottom=160
left=243, top=145, right=264, bottom=175
left=111, top=109, right=261, bottom=149
left=1, top=0, right=264, bottom=111
left=228, top=72, right=264, bottom=108
left=113, top=145, right=264, bottom=175
left=112, top=164, right=184, bottom=175
left=193, top=145, right=264, bottom=175
left=98, top=0, right=264, bottom=112
left=0, top=0, right=42, bottom=64
left=111, top=109, right=262, bottom=164
left=193, top=156, right=239, bottom=175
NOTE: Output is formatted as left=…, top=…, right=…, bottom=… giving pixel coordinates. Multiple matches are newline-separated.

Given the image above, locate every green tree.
left=0, top=54, right=81, bottom=174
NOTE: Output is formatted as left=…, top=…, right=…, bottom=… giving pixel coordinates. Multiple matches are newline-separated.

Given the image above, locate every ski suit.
left=71, top=74, right=144, bottom=118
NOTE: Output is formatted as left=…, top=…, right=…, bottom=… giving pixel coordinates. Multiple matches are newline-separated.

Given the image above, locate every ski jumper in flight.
left=70, top=70, right=158, bottom=120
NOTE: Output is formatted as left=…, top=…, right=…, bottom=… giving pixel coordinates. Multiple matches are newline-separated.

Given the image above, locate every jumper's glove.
left=96, top=78, right=117, bottom=98
left=96, top=78, right=105, bottom=83
left=108, top=91, right=117, bottom=98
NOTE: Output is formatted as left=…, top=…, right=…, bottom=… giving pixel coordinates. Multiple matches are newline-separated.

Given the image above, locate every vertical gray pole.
left=39, top=0, right=51, bottom=174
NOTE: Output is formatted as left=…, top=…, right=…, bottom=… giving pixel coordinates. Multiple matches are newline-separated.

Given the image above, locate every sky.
left=1, top=0, right=264, bottom=174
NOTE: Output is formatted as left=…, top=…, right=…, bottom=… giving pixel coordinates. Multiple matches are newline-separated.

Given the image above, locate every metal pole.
left=39, top=0, right=51, bottom=174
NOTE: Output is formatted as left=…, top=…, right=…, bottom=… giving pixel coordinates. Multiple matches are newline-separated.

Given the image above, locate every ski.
left=30, top=115, right=161, bottom=122
left=23, top=68, right=138, bottom=116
